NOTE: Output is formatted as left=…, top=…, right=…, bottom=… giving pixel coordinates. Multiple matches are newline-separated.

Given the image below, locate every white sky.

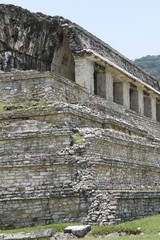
left=1, top=0, right=160, bottom=60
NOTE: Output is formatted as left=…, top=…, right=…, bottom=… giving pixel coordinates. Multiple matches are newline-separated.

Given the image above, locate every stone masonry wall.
left=0, top=4, right=160, bottom=228
left=0, top=196, right=80, bottom=229
left=0, top=70, right=160, bottom=228
left=116, top=192, right=160, bottom=221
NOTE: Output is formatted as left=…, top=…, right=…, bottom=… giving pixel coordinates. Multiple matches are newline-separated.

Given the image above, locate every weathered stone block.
left=64, top=225, right=91, bottom=237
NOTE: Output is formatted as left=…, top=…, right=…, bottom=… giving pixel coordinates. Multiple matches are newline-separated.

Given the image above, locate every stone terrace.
left=0, top=70, right=159, bottom=227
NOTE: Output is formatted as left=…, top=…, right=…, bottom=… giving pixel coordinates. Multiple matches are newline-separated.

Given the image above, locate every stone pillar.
left=74, top=58, right=94, bottom=94
left=151, top=96, right=157, bottom=121
left=105, top=72, right=113, bottom=102
left=123, top=81, right=130, bottom=109
left=144, top=92, right=152, bottom=118
left=137, top=88, right=144, bottom=115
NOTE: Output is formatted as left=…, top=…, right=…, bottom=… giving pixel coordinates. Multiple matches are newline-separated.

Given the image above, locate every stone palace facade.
left=0, top=4, right=160, bottom=228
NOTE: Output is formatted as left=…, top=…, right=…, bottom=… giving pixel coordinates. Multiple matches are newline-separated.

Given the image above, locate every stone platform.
left=0, top=71, right=159, bottom=228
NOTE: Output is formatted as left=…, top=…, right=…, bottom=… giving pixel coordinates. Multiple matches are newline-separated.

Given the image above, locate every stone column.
left=137, top=88, right=144, bottom=115
left=105, top=72, right=113, bottom=102
left=151, top=96, right=157, bottom=121
left=123, top=81, right=130, bottom=109
left=74, top=58, right=94, bottom=94
left=144, top=92, right=152, bottom=118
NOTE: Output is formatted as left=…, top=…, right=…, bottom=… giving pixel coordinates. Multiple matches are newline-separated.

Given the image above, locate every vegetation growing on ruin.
left=0, top=101, right=48, bottom=113
left=71, top=131, right=85, bottom=144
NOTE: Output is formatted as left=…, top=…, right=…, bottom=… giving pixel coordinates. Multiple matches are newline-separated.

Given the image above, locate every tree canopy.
left=134, top=55, right=160, bottom=81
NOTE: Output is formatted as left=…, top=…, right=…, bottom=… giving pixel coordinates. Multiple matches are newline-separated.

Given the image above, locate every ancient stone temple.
left=0, top=4, right=160, bottom=229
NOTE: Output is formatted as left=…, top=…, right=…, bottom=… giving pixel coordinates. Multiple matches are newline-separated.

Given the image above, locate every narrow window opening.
left=94, top=64, right=106, bottom=98
left=113, top=81, right=123, bottom=105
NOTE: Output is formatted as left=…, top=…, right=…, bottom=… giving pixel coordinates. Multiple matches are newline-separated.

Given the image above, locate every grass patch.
left=0, top=223, right=79, bottom=234
left=89, top=214, right=160, bottom=239
left=91, top=224, right=140, bottom=236
left=85, top=234, right=160, bottom=240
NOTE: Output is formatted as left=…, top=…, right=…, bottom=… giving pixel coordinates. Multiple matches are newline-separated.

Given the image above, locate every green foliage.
left=134, top=55, right=160, bottom=81
left=71, top=132, right=85, bottom=144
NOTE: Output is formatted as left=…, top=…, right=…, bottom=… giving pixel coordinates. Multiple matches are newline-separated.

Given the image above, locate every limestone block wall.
left=0, top=71, right=159, bottom=138
left=0, top=196, right=80, bottom=229
left=78, top=132, right=160, bottom=224
left=0, top=70, right=160, bottom=227
left=0, top=71, right=87, bottom=103
left=0, top=164, right=73, bottom=193
left=96, top=164, right=160, bottom=190
left=116, top=192, right=160, bottom=221
left=0, top=132, right=82, bottom=228
left=0, top=111, right=82, bottom=228
left=84, top=136, right=160, bottom=190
